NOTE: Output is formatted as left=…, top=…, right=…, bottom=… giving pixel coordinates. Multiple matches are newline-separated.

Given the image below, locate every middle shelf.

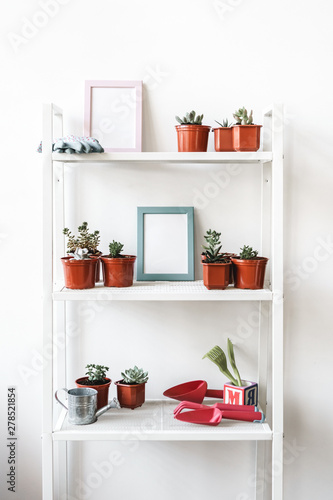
left=54, top=400, right=272, bottom=442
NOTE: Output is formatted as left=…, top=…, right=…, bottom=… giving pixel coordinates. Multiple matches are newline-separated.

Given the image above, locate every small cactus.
left=108, top=241, right=124, bottom=258
left=121, top=366, right=149, bottom=384
left=233, top=107, right=254, bottom=125
left=175, top=110, right=204, bottom=125
left=202, top=229, right=230, bottom=264
left=215, top=118, right=232, bottom=128
left=239, top=245, right=258, bottom=260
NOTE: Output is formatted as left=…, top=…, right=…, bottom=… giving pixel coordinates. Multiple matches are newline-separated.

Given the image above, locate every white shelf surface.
left=53, top=400, right=272, bottom=442
left=53, top=280, right=273, bottom=301
left=52, top=151, right=273, bottom=164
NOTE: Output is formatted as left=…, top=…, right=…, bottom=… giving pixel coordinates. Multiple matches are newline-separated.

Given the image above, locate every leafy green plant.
left=233, top=107, right=254, bottom=125
left=215, top=118, right=232, bottom=128
left=108, top=241, right=124, bottom=258
left=175, top=110, right=204, bottom=125
left=121, top=366, right=149, bottom=385
left=202, top=229, right=230, bottom=263
left=85, top=364, right=109, bottom=383
left=203, top=338, right=242, bottom=387
left=63, top=222, right=100, bottom=256
left=239, top=245, right=258, bottom=260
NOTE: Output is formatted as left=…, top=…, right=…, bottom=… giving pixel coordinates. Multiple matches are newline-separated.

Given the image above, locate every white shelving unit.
left=42, top=103, right=284, bottom=500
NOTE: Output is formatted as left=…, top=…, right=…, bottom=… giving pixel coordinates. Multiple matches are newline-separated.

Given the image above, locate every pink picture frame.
left=84, top=80, right=143, bottom=152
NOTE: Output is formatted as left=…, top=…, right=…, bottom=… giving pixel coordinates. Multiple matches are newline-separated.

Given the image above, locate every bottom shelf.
left=53, top=400, right=272, bottom=442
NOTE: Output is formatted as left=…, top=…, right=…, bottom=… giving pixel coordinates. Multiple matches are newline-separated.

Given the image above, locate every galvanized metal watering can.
left=55, top=388, right=120, bottom=425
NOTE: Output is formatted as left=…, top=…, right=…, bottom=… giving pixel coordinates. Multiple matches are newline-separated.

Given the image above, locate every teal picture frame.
left=137, top=207, right=194, bottom=281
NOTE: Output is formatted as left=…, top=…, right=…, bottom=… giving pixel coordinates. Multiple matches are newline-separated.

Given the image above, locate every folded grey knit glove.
left=37, top=135, right=104, bottom=154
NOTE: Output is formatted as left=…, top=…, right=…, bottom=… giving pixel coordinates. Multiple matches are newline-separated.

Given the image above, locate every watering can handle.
left=55, top=388, right=69, bottom=410
left=205, top=389, right=224, bottom=399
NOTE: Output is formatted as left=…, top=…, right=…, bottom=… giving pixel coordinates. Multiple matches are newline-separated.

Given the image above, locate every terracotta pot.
left=232, top=125, right=262, bottom=152
left=101, top=255, right=136, bottom=287
left=90, top=253, right=102, bottom=283
left=61, top=257, right=97, bottom=289
left=213, top=127, right=235, bottom=152
left=202, top=261, right=232, bottom=290
left=75, top=377, right=112, bottom=410
left=231, top=257, right=268, bottom=289
left=176, top=125, right=211, bottom=152
left=115, top=380, right=146, bottom=409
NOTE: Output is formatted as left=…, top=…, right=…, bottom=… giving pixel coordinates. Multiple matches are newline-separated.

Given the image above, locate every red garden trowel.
left=163, top=380, right=223, bottom=403
left=174, top=402, right=265, bottom=426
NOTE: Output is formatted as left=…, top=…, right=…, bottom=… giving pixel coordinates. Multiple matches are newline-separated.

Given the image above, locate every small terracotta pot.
left=232, top=125, right=262, bottom=152
left=202, top=262, right=232, bottom=290
left=213, top=127, right=235, bottom=152
left=231, top=257, right=268, bottom=289
left=90, top=253, right=102, bottom=283
left=61, top=257, right=97, bottom=289
left=75, top=377, right=112, bottom=410
left=176, top=125, right=211, bottom=152
left=115, top=380, right=146, bottom=409
left=101, top=255, right=136, bottom=287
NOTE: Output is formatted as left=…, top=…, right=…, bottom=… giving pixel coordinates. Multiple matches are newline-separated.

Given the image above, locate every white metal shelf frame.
left=42, top=103, right=283, bottom=500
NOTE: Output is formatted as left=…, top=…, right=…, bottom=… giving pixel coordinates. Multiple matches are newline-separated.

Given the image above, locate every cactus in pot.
left=115, top=366, right=149, bottom=409
left=175, top=110, right=211, bottom=152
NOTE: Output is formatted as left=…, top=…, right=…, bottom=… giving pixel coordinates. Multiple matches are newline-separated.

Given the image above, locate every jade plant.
left=202, top=229, right=230, bottom=263
left=233, top=107, right=254, bottom=125
left=108, top=241, right=124, bottom=258
left=239, top=245, right=259, bottom=259
left=63, top=222, right=100, bottom=258
left=121, top=366, right=149, bottom=385
left=176, top=110, right=204, bottom=125
left=215, top=118, right=232, bottom=128
left=203, top=338, right=242, bottom=387
left=85, top=364, right=109, bottom=385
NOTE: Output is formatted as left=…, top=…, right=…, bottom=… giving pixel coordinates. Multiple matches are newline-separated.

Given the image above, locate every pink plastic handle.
left=222, top=410, right=265, bottom=423
left=205, top=389, right=224, bottom=399
left=214, top=403, right=257, bottom=412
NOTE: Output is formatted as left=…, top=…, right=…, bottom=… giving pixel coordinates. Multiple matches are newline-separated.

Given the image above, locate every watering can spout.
left=95, top=398, right=120, bottom=419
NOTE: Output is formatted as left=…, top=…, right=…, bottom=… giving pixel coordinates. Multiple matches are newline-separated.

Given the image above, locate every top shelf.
left=52, top=151, right=273, bottom=164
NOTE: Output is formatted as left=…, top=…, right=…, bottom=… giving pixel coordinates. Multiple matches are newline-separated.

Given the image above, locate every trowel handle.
left=214, top=403, right=258, bottom=412
left=55, top=388, right=69, bottom=410
left=222, top=410, right=265, bottom=423
left=205, top=389, right=224, bottom=399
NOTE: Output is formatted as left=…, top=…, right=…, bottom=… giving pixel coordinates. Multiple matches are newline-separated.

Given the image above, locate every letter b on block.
left=224, top=381, right=258, bottom=406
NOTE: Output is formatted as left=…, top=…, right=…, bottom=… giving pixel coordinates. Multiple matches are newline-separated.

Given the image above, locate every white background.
left=1, top=0, right=333, bottom=499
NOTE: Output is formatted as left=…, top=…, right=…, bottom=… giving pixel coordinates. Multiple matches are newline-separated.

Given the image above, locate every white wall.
left=1, top=0, right=333, bottom=498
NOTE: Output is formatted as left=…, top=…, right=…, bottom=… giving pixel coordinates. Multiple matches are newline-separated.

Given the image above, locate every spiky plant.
left=215, top=118, right=232, bottom=128
left=202, top=229, right=230, bottom=263
left=233, top=107, right=254, bottom=125
left=63, top=222, right=100, bottom=255
left=203, top=338, right=242, bottom=387
left=108, top=241, right=124, bottom=258
left=175, top=110, right=204, bottom=125
left=121, top=366, right=149, bottom=385
left=239, top=245, right=258, bottom=260
left=85, top=364, right=109, bottom=383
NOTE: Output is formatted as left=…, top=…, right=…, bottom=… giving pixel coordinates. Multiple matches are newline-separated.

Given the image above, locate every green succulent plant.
left=202, top=229, right=230, bottom=264
left=203, top=338, right=242, bottom=387
left=108, top=241, right=124, bottom=258
left=239, top=245, right=258, bottom=260
left=233, top=107, right=254, bottom=125
left=121, top=366, right=149, bottom=385
left=175, top=110, right=204, bottom=125
left=85, top=364, right=109, bottom=383
left=215, top=118, right=232, bottom=128
left=63, top=222, right=100, bottom=255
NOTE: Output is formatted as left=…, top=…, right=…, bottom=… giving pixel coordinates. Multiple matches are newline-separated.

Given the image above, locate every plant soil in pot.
left=115, top=366, right=149, bottom=409
left=231, top=245, right=268, bottom=290
left=175, top=110, right=211, bottom=152
left=201, top=229, right=232, bottom=290
left=232, top=107, right=262, bottom=152
left=75, top=364, right=111, bottom=410
left=213, top=119, right=234, bottom=152
left=62, top=256, right=97, bottom=289
left=101, top=241, right=136, bottom=287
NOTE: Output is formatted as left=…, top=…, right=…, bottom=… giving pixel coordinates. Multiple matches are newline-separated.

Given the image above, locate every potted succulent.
left=231, top=245, right=268, bottom=290
left=232, top=107, right=262, bottom=152
left=75, top=364, right=111, bottom=410
left=175, top=110, right=211, bottom=152
left=203, top=338, right=258, bottom=406
left=115, top=366, right=149, bottom=409
left=101, top=241, right=136, bottom=287
left=62, top=222, right=100, bottom=289
left=201, top=229, right=232, bottom=290
left=213, top=118, right=234, bottom=152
